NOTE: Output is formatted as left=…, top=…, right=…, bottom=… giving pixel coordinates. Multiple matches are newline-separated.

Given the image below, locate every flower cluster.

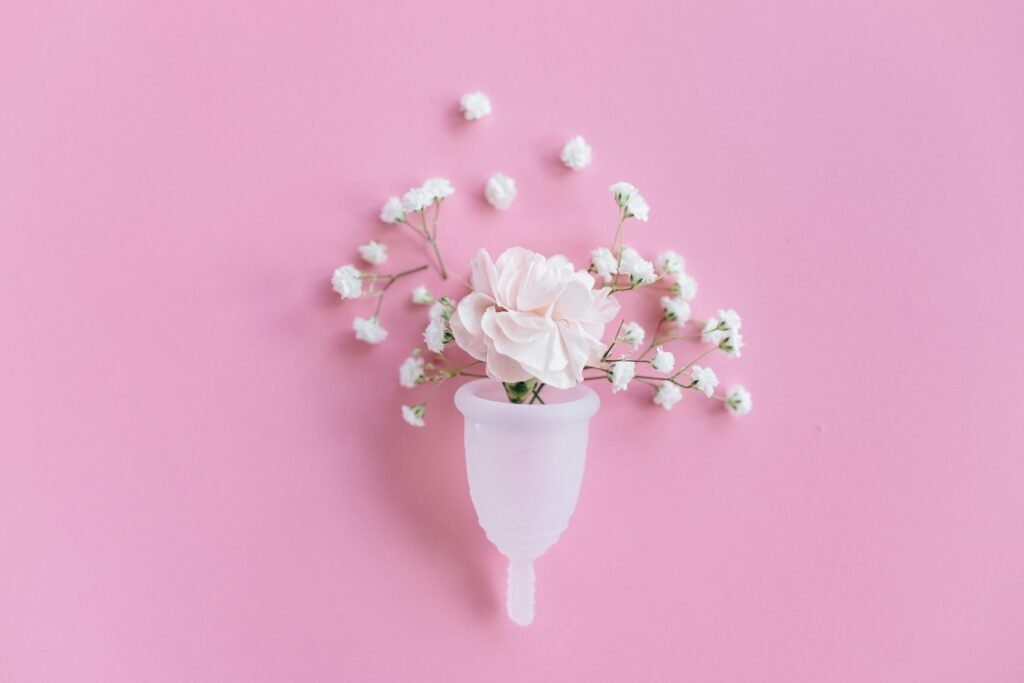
left=332, top=95, right=753, bottom=427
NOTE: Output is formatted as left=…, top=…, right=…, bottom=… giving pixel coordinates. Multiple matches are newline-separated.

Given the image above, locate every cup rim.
left=454, top=379, right=600, bottom=424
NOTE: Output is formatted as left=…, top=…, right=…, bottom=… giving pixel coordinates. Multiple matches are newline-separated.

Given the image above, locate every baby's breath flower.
left=353, top=316, right=387, bottom=344
left=702, top=317, right=725, bottom=345
left=401, top=186, right=434, bottom=213
left=653, top=381, right=683, bottom=410
left=673, top=273, right=698, bottom=301
left=459, top=91, right=492, bottom=120
left=331, top=265, right=363, bottom=299
left=656, top=250, right=685, bottom=276
left=590, top=247, right=618, bottom=283
left=424, top=317, right=451, bottom=353
left=411, top=285, right=433, bottom=305
left=720, top=332, right=744, bottom=359
left=428, top=296, right=453, bottom=321
left=357, top=240, right=387, bottom=266
left=619, top=247, right=656, bottom=284
left=610, top=182, right=650, bottom=222
left=689, top=365, right=719, bottom=397
left=725, top=385, right=753, bottom=416
left=421, top=177, right=455, bottom=202
left=399, top=356, right=425, bottom=388
left=401, top=403, right=426, bottom=427
left=560, top=135, right=592, bottom=170
left=380, top=197, right=405, bottom=224
left=620, top=321, right=645, bottom=348
left=660, top=296, right=691, bottom=323
left=610, top=358, right=635, bottom=393
left=719, top=309, right=742, bottom=332
left=651, top=346, right=675, bottom=374
left=485, top=172, right=517, bottom=210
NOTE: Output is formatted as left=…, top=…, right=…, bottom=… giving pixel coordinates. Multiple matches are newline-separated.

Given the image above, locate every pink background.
left=2, top=1, right=1023, bottom=681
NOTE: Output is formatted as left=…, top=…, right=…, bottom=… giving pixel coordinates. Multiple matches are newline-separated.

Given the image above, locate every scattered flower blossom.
left=660, top=296, right=691, bottom=323
left=689, top=365, right=719, bottom=397
left=589, top=247, right=618, bottom=283
left=656, top=250, right=685, bottom=276
left=354, top=316, right=387, bottom=344
left=651, top=346, right=675, bottom=374
left=719, top=309, right=742, bottom=332
left=424, top=317, right=450, bottom=353
left=701, top=317, right=725, bottom=345
left=399, top=356, right=426, bottom=388
left=725, top=385, right=753, bottom=416
left=610, top=182, right=649, bottom=222
left=380, top=197, right=405, bottom=224
left=720, top=332, right=744, bottom=358
left=653, top=381, right=683, bottom=410
left=358, top=240, right=388, bottom=266
left=402, top=403, right=426, bottom=427
left=620, top=321, right=645, bottom=348
left=673, top=273, right=698, bottom=301
left=619, top=247, right=656, bottom=284
left=485, top=172, right=517, bottom=210
left=428, top=297, right=453, bottom=321
left=459, top=91, right=492, bottom=120
left=610, top=358, right=635, bottom=393
left=411, top=285, right=433, bottom=305
left=401, top=186, right=434, bottom=213
left=331, top=265, right=363, bottom=299
left=560, top=135, right=592, bottom=170
left=422, top=177, right=455, bottom=202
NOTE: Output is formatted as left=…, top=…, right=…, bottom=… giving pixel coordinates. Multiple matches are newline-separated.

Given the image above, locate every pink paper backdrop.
left=2, top=1, right=1023, bottom=681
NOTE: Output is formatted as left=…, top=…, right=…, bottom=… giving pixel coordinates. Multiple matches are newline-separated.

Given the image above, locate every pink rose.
left=451, top=247, right=620, bottom=389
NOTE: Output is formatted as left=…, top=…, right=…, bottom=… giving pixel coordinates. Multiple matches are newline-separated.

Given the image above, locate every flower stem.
left=672, top=345, right=718, bottom=378
left=372, top=264, right=430, bottom=317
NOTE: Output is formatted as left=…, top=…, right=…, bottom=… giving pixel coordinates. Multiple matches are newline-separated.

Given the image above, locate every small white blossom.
left=673, top=273, right=698, bottom=301
left=689, top=365, right=719, bottom=397
left=660, top=296, right=691, bottom=324
left=411, top=285, right=433, bottom=305
left=620, top=321, right=645, bottom=348
left=651, top=346, right=675, bottom=374
left=357, top=240, right=387, bottom=266
left=725, top=385, right=753, bottom=416
left=353, top=316, right=387, bottom=344
left=656, top=250, right=685, bottom=276
left=459, top=91, right=492, bottom=120
left=720, top=331, right=744, bottom=359
left=560, top=135, right=592, bottom=170
left=421, top=177, right=455, bottom=202
left=331, top=265, right=363, bottom=299
left=610, top=358, right=635, bottom=393
left=653, top=381, right=683, bottom=410
left=428, top=297, right=453, bottom=321
left=702, top=317, right=725, bottom=345
left=619, top=247, right=656, bottom=284
left=379, top=197, right=405, bottom=224
left=610, top=182, right=650, bottom=221
left=399, top=356, right=425, bottom=388
left=485, top=172, right=517, bottom=210
left=424, top=317, right=450, bottom=353
left=402, top=403, right=426, bottom=427
left=401, top=186, right=434, bottom=213
left=590, top=247, right=618, bottom=283
left=719, top=308, right=742, bottom=332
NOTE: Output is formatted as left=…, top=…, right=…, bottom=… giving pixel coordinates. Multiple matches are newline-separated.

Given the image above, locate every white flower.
left=560, top=135, right=592, bottom=170
left=656, top=250, right=685, bottom=276
left=702, top=317, right=725, bottom=345
left=485, top=172, right=517, bottom=210
left=660, top=296, right=691, bottom=324
left=422, top=177, right=454, bottom=202
left=411, top=285, right=433, bottom=305
left=449, top=247, right=620, bottom=389
left=653, top=381, right=683, bottom=410
left=673, top=273, right=698, bottom=301
left=353, top=316, right=387, bottom=344
left=424, top=317, right=449, bottom=353
left=399, top=356, right=425, bottom=388
left=610, top=182, right=650, bottom=222
left=620, top=321, right=645, bottom=348
left=689, top=365, right=719, bottom=397
left=380, top=197, right=405, bottom=224
left=725, top=384, right=753, bottom=416
left=720, top=331, right=744, bottom=359
left=719, top=308, right=742, bottom=332
left=651, top=346, right=675, bottom=374
left=459, top=91, right=492, bottom=120
left=331, top=265, right=363, bottom=299
left=619, top=247, right=656, bottom=284
left=401, top=186, right=434, bottom=213
left=610, top=358, right=635, bottom=393
left=357, top=240, right=387, bottom=266
left=402, top=403, right=426, bottom=427
left=428, top=297, right=453, bottom=321
left=589, top=247, right=618, bottom=283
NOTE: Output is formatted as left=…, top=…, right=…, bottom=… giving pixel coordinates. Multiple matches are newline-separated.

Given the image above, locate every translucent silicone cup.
left=454, top=379, right=600, bottom=626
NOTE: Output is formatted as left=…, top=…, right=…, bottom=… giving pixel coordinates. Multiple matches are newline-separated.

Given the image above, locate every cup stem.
left=506, top=557, right=536, bottom=626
